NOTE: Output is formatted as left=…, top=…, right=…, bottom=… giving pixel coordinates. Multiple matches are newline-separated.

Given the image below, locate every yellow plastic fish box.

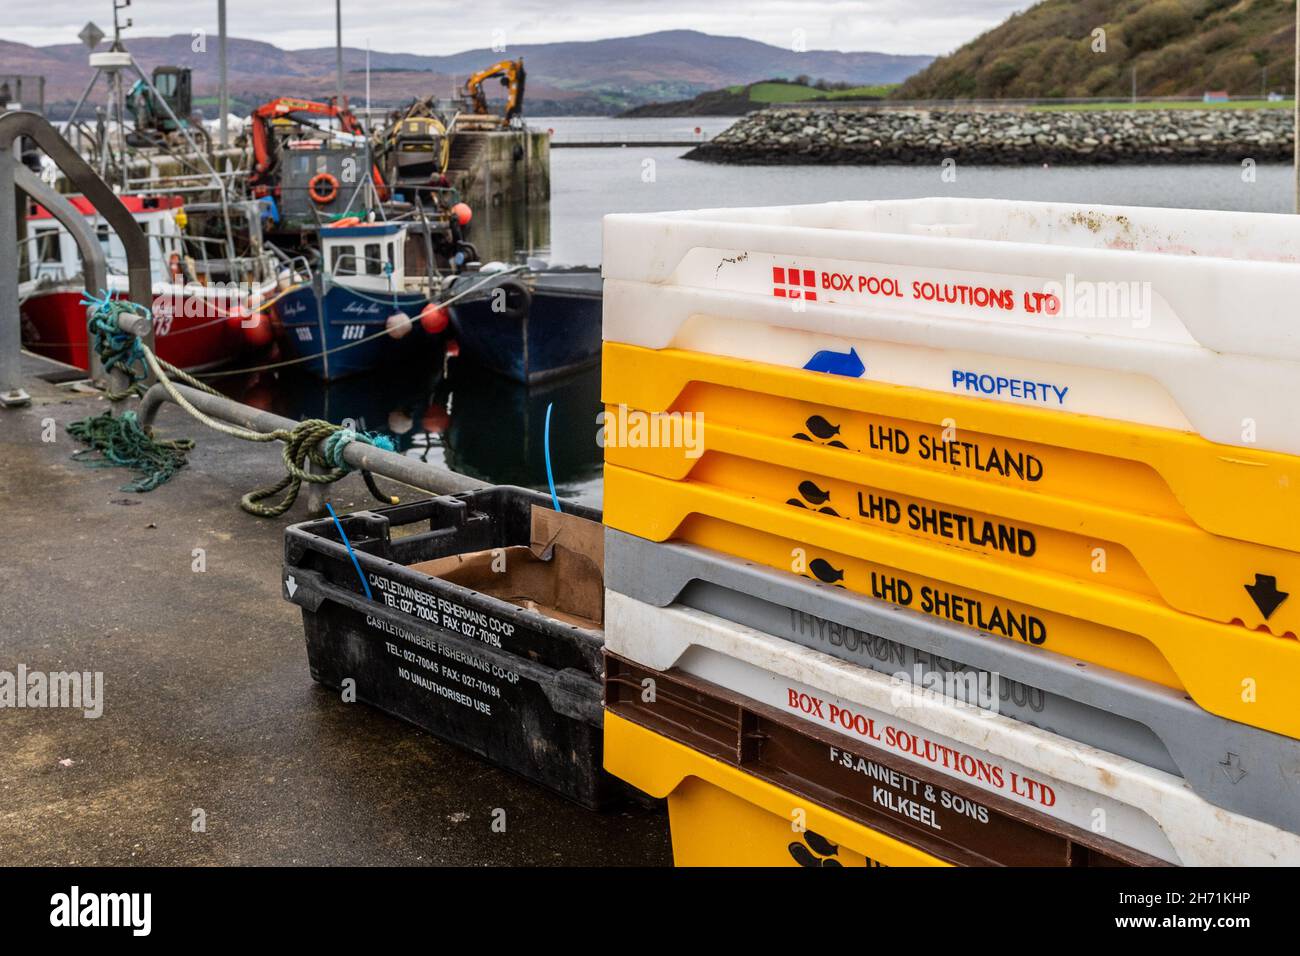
left=602, top=463, right=1300, bottom=740
left=603, top=712, right=946, bottom=868
left=601, top=343, right=1300, bottom=557
left=601, top=399, right=1300, bottom=637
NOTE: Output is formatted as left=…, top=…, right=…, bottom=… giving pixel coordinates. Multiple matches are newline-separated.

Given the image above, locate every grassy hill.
left=894, top=0, right=1296, bottom=100
left=730, top=81, right=899, bottom=103
left=622, top=79, right=899, bottom=116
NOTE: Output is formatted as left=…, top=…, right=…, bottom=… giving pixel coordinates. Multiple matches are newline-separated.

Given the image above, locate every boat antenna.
left=334, top=0, right=344, bottom=105
left=111, top=0, right=130, bottom=47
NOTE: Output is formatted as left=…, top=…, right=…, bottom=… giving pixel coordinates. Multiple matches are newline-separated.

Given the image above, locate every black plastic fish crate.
left=282, top=486, right=622, bottom=809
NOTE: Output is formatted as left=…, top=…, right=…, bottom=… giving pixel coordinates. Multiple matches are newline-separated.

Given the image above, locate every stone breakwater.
left=684, top=107, right=1293, bottom=165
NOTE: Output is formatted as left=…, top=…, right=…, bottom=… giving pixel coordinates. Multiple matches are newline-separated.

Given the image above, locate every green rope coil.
left=67, top=292, right=397, bottom=517
left=67, top=410, right=195, bottom=493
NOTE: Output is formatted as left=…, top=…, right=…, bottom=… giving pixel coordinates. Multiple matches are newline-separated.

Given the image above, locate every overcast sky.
left=8, top=0, right=1034, bottom=56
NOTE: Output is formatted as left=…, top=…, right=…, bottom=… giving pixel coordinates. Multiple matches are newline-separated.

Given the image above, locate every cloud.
left=5, top=0, right=1034, bottom=56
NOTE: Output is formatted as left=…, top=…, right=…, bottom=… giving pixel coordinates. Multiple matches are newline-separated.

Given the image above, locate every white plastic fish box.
left=602, top=198, right=1300, bottom=453
left=603, top=589, right=1300, bottom=865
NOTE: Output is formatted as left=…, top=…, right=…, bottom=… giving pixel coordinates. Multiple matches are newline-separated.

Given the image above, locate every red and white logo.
left=772, top=266, right=818, bottom=301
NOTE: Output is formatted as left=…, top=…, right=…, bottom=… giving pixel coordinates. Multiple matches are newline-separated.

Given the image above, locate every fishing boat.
left=445, top=263, right=603, bottom=384
left=272, top=218, right=457, bottom=380
left=20, top=193, right=279, bottom=371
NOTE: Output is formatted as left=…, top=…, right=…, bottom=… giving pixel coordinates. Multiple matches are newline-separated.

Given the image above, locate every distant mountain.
left=1, top=30, right=932, bottom=117
left=895, top=0, right=1294, bottom=100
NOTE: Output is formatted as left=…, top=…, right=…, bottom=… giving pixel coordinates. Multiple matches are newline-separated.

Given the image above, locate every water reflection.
left=472, top=197, right=552, bottom=265
left=442, top=360, right=602, bottom=503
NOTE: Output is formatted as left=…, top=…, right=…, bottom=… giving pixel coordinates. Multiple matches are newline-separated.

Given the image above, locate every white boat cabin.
left=320, top=222, right=410, bottom=293
left=23, top=193, right=186, bottom=285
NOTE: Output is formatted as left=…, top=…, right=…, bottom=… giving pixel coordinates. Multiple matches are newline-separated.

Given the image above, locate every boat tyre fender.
left=493, top=277, right=531, bottom=321
left=308, top=172, right=340, bottom=205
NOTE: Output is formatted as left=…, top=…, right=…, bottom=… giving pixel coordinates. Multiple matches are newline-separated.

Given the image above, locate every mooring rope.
left=192, top=265, right=527, bottom=379
left=69, top=292, right=398, bottom=517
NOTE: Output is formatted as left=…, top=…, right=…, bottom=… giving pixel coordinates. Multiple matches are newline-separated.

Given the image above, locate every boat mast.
left=218, top=0, right=229, bottom=149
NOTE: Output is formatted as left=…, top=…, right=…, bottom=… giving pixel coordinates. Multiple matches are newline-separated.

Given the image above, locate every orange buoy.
left=451, top=202, right=472, bottom=226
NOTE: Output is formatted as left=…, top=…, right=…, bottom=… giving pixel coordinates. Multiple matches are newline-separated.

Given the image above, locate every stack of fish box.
left=599, top=197, right=1300, bottom=867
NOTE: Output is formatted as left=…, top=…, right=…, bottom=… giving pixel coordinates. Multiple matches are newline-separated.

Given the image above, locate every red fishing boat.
left=20, top=193, right=279, bottom=371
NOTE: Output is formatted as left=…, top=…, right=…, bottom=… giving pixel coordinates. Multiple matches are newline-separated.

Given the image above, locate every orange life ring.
left=308, top=172, right=340, bottom=205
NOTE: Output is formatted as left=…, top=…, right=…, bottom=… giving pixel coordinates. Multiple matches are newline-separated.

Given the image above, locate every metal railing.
left=1, top=111, right=152, bottom=406
left=137, top=382, right=487, bottom=513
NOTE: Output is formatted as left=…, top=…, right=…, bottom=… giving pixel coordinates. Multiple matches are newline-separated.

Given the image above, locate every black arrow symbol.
left=1244, top=573, right=1289, bottom=620
left=1219, top=752, right=1247, bottom=785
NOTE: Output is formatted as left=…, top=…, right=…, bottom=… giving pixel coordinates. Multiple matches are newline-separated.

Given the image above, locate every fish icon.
left=806, top=416, right=840, bottom=439
left=793, top=415, right=848, bottom=448
left=788, top=830, right=843, bottom=868
left=809, top=558, right=845, bottom=584
left=804, top=830, right=839, bottom=857
left=798, top=480, right=832, bottom=505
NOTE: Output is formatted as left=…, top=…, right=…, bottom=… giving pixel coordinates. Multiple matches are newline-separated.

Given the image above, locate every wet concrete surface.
left=0, top=358, right=672, bottom=865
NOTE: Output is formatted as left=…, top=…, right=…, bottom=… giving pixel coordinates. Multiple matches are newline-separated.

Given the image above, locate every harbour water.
left=218, top=116, right=1300, bottom=507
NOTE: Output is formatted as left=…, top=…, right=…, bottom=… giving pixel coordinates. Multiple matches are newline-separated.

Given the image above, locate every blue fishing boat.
left=274, top=220, right=451, bottom=381
left=445, top=265, right=602, bottom=384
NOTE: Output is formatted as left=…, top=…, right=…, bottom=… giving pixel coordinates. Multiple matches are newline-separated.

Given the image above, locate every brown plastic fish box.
left=604, top=653, right=1167, bottom=866
left=283, top=487, right=623, bottom=809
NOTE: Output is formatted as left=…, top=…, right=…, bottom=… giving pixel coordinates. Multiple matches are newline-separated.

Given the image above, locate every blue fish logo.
left=803, top=347, right=865, bottom=378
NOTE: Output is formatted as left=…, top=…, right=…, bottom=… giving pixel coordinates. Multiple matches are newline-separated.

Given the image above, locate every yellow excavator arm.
left=463, top=59, right=526, bottom=121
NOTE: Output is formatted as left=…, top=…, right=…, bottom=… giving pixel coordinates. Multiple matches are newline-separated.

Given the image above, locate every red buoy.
left=418, top=303, right=450, bottom=334
left=242, top=313, right=273, bottom=348
left=421, top=403, right=449, bottom=433
left=451, top=202, right=473, bottom=226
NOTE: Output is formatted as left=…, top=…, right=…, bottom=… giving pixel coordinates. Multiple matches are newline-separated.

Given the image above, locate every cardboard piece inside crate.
left=408, top=505, right=604, bottom=629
